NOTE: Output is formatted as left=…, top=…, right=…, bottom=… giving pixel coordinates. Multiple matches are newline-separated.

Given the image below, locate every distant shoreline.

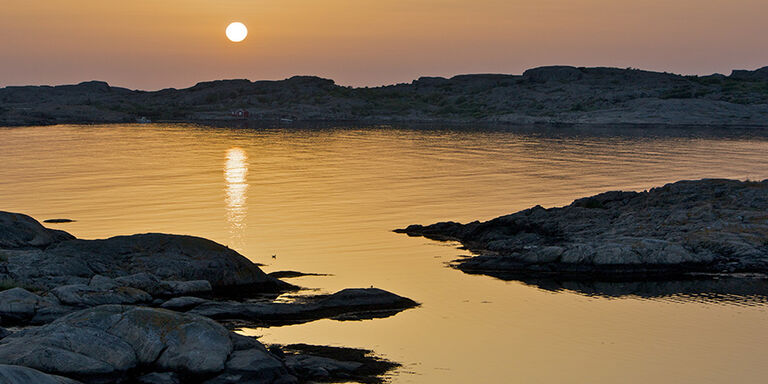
left=2, top=65, right=768, bottom=127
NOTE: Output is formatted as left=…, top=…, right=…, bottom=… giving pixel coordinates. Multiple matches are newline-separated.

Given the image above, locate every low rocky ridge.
left=396, top=179, right=768, bottom=281
left=184, top=288, right=418, bottom=326
left=0, top=211, right=417, bottom=383
left=3, top=65, right=768, bottom=126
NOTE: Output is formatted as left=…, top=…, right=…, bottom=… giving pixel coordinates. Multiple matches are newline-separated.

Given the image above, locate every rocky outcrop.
left=0, top=305, right=291, bottom=383
left=0, top=211, right=415, bottom=383
left=0, top=211, right=74, bottom=249
left=38, top=233, right=285, bottom=291
left=0, top=211, right=288, bottom=293
left=397, top=179, right=768, bottom=279
left=186, top=288, right=419, bottom=326
left=730, top=66, right=768, bottom=81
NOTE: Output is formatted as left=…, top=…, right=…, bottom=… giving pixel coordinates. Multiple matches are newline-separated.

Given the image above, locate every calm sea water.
left=3, top=123, right=768, bottom=383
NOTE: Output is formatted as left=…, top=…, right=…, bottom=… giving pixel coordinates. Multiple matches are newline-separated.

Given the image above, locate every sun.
left=226, top=22, right=248, bottom=43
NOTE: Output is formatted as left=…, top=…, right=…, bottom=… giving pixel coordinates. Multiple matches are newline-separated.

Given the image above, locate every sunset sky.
left=2, top=0, right=767, bottom=90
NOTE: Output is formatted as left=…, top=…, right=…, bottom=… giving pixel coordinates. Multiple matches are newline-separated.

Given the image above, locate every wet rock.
left=0, top=364, right=82, bottom=384
left=0, top=212, right=74, bottom=249
left=397, top=179, right=768, bottom=278
left=0, top=327, right=11, bottom=339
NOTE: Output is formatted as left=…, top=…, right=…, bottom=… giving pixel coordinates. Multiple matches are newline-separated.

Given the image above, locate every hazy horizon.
left=2, top=0, right=768, bottom=90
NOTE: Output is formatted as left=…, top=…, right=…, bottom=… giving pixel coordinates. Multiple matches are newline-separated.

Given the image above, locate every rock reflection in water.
left=466, top=270, right=768, bottom=305
left=225, top=147, right=249, bottom=245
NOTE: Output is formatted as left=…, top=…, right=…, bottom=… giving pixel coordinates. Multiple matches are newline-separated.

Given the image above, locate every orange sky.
left=1, top=0, right=767, bottom=90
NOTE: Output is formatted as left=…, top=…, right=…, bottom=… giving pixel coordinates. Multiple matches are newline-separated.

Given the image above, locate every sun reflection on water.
left=225, top=147, right=248, bottom=244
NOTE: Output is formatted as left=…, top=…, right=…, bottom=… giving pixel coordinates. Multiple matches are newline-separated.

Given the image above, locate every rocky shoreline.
left=2, top=66, right=768, bottom=127
left=396, top=179, right=768, bottom=285
left=0, top=211, right=418, bottom=384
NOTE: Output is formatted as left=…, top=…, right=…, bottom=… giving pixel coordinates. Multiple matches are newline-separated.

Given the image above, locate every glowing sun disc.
left=226, top=22, right=248, bottom=42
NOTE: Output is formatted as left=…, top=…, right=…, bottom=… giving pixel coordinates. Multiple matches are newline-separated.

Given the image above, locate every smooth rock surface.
left=0, top=305, right=235, bottom=381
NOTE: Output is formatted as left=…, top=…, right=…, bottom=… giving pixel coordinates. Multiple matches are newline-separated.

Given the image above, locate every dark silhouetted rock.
left=0, top=212, right=74, bottom=249
left=523, top=66, right=583, bottom=82
left=189, top=288, right=418, bottom=325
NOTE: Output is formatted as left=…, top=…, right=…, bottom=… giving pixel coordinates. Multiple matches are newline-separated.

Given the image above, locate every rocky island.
left=0, top=211, right=418, bottom=384
left=396, top=179, right=768, bottom=297
left=2, top=66, right=768, bottom=127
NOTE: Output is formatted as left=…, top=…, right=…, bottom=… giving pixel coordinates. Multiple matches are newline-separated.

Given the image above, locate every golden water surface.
left=2, top=124, right=768, bottom=383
